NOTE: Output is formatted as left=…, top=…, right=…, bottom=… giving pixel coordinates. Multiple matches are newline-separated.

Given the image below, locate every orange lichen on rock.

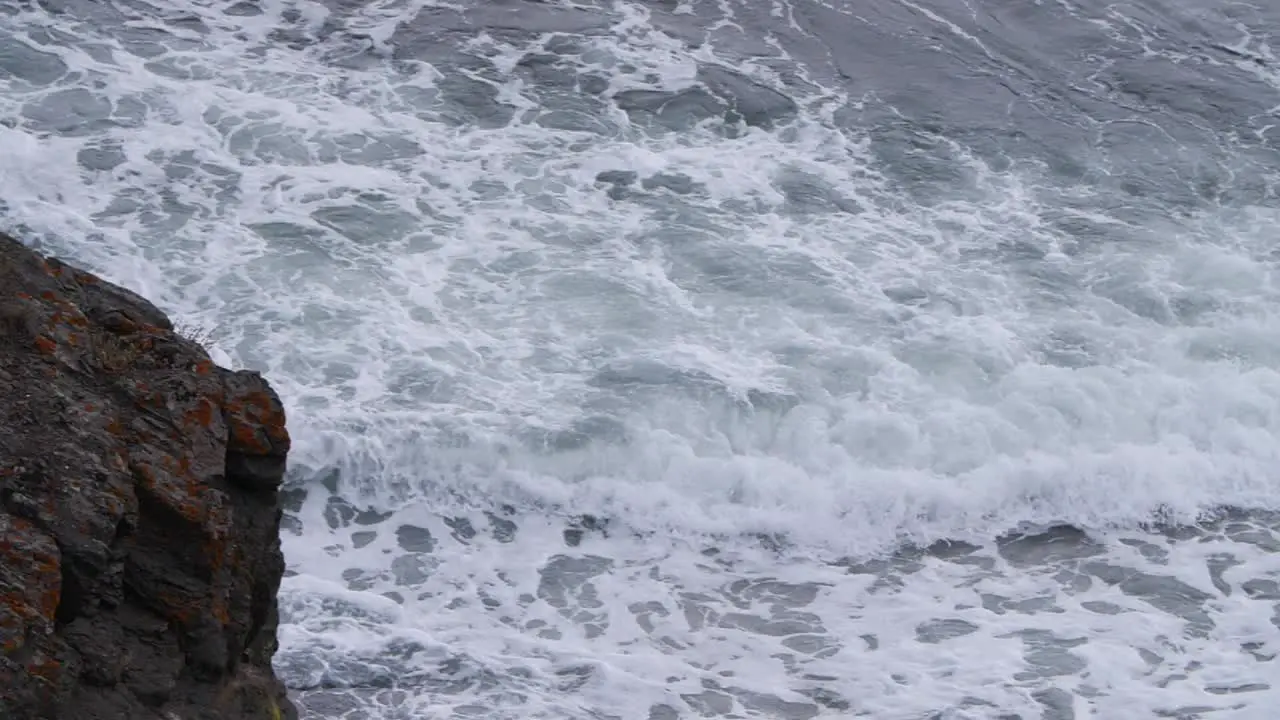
left=231, top=421, right=265, bottom=452
left=134, top=457, right=208, bottom=527
left=225, top=387, right=290, bottom=455
left=0, top=515, right=61, bottom=637
left=184, top=396, right=218, bottom=430
left=34, top=335, right=57, bottom=355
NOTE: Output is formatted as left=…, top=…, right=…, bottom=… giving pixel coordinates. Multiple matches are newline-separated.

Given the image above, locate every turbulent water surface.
left=5, top=0, right=1280, bottom=717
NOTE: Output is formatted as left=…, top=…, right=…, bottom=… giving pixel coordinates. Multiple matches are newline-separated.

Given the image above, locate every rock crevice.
left=0, top=232, right=297, bottom=720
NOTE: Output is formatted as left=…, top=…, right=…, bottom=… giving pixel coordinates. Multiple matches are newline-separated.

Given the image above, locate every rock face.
left=0, top=232, right=297, bottom=720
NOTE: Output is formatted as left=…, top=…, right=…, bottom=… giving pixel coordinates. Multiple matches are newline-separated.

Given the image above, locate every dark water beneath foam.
left=379, top=0, right=1280, bottom=206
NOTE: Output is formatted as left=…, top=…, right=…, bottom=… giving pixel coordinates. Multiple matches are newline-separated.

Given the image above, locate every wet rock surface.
left=0, top=232, right=297, bottom=720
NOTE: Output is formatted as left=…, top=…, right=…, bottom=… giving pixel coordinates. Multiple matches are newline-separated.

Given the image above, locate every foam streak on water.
left=4, top=0, right=1280, bottom=717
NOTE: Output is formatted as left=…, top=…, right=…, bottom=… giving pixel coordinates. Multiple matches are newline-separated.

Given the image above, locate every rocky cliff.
left=0, top=232, right=297, bottom=720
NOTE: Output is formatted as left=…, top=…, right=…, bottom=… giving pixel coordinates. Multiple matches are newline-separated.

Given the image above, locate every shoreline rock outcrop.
left=0, top=232, right=298, bottom=720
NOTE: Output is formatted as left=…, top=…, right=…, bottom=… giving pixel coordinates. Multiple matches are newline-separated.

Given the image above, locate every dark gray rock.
left=0, top=231, right=297, bottom=720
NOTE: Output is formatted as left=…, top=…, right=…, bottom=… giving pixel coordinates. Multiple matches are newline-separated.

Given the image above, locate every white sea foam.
left=4, top=0, right=1280, bottom=717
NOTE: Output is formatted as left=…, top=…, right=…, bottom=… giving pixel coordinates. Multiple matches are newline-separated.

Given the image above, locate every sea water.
left=4, top=0, right=1280, bottom=717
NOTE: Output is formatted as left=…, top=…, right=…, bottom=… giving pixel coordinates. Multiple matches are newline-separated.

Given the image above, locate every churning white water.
left=5, top=0, right=1280, bottom=717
